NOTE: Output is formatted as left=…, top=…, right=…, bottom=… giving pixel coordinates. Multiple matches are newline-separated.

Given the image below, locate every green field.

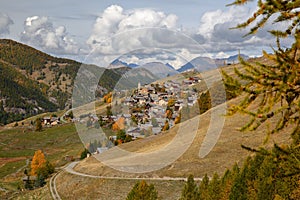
left=0, top=123, right=83, bottom=198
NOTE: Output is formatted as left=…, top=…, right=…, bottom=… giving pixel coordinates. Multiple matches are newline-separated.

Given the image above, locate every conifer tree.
left=244, top=154, right=265, bottom=199
left=229, top=164, right=248, bottom=200
left=35, top=174, right=46, bottom=187
left=256, top=156, right=276, bottom=200
left=223, top=0, right=300, bottom=143
left=106, top=105, right=112, bottom=117
left=208, top=173, right=222, bottom=200
left=35, top=118, right=42, bottom=132
left=218, top=1, right=300, bottom=199
left=116, top=129, right=126, bottom=141
left=199, top=174, right=210, bottom=200
left=180, top=175, right=200, bottom=200
left=126, top=180, right=158, bottom=200
left=229, top=0, right=300, bottom=38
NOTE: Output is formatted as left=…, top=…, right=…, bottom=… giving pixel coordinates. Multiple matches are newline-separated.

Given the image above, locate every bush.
left=80, top=148, right=90, bottom=160
left=127, top=180, right=158, bottom=200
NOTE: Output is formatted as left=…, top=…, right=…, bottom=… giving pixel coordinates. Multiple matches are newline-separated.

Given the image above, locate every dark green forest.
left=177, top=145, right=300, bottom=200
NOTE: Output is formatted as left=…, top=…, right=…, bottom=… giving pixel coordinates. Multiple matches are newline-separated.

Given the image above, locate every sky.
left=0, top=0, right=281, bottom=68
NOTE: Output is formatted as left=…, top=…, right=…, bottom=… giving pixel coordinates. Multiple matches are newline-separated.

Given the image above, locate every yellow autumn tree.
left=174, top=114, right=181, bottom=124
left=166, top=109, right=173, bottom=119
left=112, top=122, right=120, bottom=131
left=167, top=99, right=176, bottom=107
left=162, top=120, right=170, bottom=131
left=103, top=92, right=112, bottom=103
left=31, top=150, right=46, bottom=176
left=112, top=117, right=125, bottom=131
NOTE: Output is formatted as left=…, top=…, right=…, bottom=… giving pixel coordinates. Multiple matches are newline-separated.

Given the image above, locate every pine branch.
left=241, top=144, right=259, bottom=152
left=230, top=0, right=300, bottom=36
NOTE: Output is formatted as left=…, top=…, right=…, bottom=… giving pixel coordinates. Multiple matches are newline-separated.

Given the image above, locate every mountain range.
left=215, top=54, right=249, bottom=66
left=110, top=59, right=139, bottom=68
left=111, top=53, right=250, bottom=74
left=109, top=59, right=179, bottom=78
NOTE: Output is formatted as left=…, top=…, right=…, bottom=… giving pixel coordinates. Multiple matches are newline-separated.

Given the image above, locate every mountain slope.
left=0, top=39, right=81, bottom=111
left=0, top=39, right=79, bottom=124
left=115, top=67, right=159, bottom=90
left=0, top=63, right=57, bottom=124
left=139, top=62, right=178, bottom=78
left=177, top=54, right=250, bottom=72
left=109, top=59, right=138, bottom=68
left=73, top=94, right=289, bottom=179
left=177, top=57, right=216, bottom=72
left=215, top=54, right=249, bottom=66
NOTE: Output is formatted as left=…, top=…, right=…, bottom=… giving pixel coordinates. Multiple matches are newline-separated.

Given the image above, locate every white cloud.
left=21, top=16, right=79, bottom=54
left=215, top=51, right=229, bottom=59
left=198, top=7, right=251, bottom=40
left=87, top=5, right=273, bottom=67
left=195, top=6, right=283, bottom=55
left=86, top=5, right=277, bottom=67
left=87, top=5, right=178, bottom=54
left=0, top=13, right=13, bottom=36
left=83, top=5, right=287, bottom=68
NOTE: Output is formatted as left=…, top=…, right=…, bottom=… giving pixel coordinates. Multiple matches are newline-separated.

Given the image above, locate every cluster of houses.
left=42, top=116, right=60, bottom=126
left=97, top=76, right=201, bottom=141
left=37, top=75, right=202, bottom=156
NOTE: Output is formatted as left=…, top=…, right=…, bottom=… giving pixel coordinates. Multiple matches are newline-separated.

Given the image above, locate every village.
left=96, top=75, right=202, bottom=145
left=38, top=75, right=202, bottom=153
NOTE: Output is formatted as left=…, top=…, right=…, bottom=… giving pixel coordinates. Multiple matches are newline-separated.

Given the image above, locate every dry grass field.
left=72, top=96, right=290, bottom=179
left=56, top=172, right=188, bottom=200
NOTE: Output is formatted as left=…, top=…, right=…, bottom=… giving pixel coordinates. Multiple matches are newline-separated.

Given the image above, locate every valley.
left=0, top=39, right=297, bottom=199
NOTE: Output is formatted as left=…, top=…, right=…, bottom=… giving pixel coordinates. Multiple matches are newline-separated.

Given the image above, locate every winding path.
left=50, top=161, right=204, bottom=199
left=64, top=161, right=203, bottom=181
left=50, top=161, right=205, bottom=199
left=49, top=171, right=62, bottom=200
left=60, top=109, right=73, bottom=124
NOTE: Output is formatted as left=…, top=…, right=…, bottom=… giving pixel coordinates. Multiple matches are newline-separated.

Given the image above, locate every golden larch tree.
left=31, top=150, right=46, bottom=176
left=112, top=117, right=125, bottom=131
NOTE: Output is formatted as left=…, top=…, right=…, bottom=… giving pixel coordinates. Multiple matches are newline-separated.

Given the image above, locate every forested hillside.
left=0, top=39, right=135, bottom=125
left=0, top=62, right=57, bottom=124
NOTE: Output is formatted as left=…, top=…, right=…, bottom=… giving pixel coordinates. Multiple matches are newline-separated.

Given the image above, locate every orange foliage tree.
left=162, top=120, right=170, bottom=131
left=103, top=92, right=112, bottom=103
left=31, top=150, right=46, bottom=176
left=167, top=99, right=176, bottom=107
left=112, top=122, right=120, bottom=131
left=112, top=117, right=125, bottom=131
left=166, top=109, right=173, bottom=119
left=174, top=114, right=181, bottom=124
left=107, top=97, right=112, bottom=103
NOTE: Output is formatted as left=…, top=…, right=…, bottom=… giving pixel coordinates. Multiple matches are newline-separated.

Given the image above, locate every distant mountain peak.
left=177, top=54, right=250, bottom=72
left=165, top=63, right=175, bottom=70
left=215, top=54, right=249, bottom=66
left=110, top=59, right=138, bottom=68
left=177, top=56, right=216, bottom=73
left=138, top=62, right=178, bottom=78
